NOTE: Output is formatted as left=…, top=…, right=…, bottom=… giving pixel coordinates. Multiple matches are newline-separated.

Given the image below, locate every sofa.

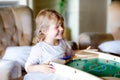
left=78, top=32, right=114, bottom=49
left=78, top=32, right=120, bottom=56
left=0, top=6, right=33, bottom=80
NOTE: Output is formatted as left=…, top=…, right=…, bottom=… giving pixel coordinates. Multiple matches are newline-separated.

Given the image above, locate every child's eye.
left=55, top=23, right=64, bottom=29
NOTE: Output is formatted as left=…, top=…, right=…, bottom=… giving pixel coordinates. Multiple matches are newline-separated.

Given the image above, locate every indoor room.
left=0, top=0, right=120, bottom=80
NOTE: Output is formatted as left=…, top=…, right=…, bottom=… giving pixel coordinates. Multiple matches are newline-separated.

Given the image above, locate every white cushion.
left=2, top=46, right=31, bottom=68
left=98, top=40, right=120, bottom=54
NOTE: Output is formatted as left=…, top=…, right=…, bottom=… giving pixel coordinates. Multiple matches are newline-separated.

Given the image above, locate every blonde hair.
left=33, top=9, right=64, bottom=44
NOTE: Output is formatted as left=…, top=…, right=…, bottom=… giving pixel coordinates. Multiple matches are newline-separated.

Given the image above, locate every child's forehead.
left=50, top=19, right=63, bottom=25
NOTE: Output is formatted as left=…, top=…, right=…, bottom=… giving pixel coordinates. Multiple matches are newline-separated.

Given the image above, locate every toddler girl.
left=24, top=9, right=73, bottom=80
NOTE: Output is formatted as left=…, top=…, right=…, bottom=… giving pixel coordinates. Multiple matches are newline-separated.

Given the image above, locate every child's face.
left=45, top=22, right=64, bottom=40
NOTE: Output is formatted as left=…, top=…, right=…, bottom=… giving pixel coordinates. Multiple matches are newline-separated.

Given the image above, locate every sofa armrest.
left=66, top=41, right=78, bottom=50
left=0, top=59, right=22, bottom=80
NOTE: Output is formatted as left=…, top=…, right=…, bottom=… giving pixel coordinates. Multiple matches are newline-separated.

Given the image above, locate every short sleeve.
left=62, top=39, right=74, bottom=57
left=25, top=46, right=42, bottom=71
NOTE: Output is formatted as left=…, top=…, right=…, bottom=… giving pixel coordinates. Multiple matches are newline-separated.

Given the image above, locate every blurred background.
left=0, top=0, right=117, bottom=43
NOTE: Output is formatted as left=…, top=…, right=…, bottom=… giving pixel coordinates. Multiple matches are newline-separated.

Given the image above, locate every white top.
left=25, top=39, right=72, bottom=71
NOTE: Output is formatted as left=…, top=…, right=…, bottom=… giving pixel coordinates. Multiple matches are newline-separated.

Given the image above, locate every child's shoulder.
left=32, top=42, right=46, bottom=49
left=60, top=39, right=68, bottom=46
left=60, top=38, right=66, bottom=42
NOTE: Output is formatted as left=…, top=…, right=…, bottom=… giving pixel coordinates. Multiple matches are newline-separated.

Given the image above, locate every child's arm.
left=26, top=62, right=55, bottom=73
left=25, top=46, right=56, bottom=73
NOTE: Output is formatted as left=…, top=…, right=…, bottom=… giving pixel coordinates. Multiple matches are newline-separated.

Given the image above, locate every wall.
left=80, top=0, right=107, bottom=33
left=66, top=0, right=108, bottom=43
left=0, top=0, right=27, bottom=6
left=66, top=0, right=79, bottom=42
left=107, top=1, right=120, bottom=40
left=31, top=0, right=108, bottom=43
left=33, top=0, right=60, bottom=17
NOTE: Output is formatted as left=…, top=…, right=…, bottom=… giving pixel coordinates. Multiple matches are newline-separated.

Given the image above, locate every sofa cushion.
left=0, top=6, right=33, bottom=56
left=98, top=40, right=120, bottom=55
left=2, top=46, right=31, bottom=68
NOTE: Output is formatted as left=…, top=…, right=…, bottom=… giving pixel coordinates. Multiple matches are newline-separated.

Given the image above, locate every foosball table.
left=51, top=50, right=120, bottom=80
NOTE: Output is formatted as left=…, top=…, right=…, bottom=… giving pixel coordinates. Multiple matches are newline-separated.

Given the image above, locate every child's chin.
left=56, top=37, right=63, bottom=40
left=56, top=36, right=63, bottom=39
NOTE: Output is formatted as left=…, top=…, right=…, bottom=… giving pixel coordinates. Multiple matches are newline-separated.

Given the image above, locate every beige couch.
left=0, top=6, right=33, bottom=80
left=78, top=32, right=114, bottom=50
left=78, top=32, right=120, bottom=56
left=0, top=6, right=33, bottom=57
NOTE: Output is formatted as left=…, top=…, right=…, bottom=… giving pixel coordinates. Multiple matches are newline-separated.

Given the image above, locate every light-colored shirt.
left=25, top=39, right=72, bottom=71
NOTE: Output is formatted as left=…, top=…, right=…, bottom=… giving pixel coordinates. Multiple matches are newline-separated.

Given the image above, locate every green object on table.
left=66, top=58, right=120, bottom=78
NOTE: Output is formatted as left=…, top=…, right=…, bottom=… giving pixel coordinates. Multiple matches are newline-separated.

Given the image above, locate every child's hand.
left=38, top=62, right=56, bottom=73
left=52, top=59, right=66, bottom=64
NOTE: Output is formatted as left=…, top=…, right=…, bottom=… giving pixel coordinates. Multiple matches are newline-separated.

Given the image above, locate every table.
left=66, top=50, right=120, bottom=79
left=66, top=58, right=120, bottom=78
